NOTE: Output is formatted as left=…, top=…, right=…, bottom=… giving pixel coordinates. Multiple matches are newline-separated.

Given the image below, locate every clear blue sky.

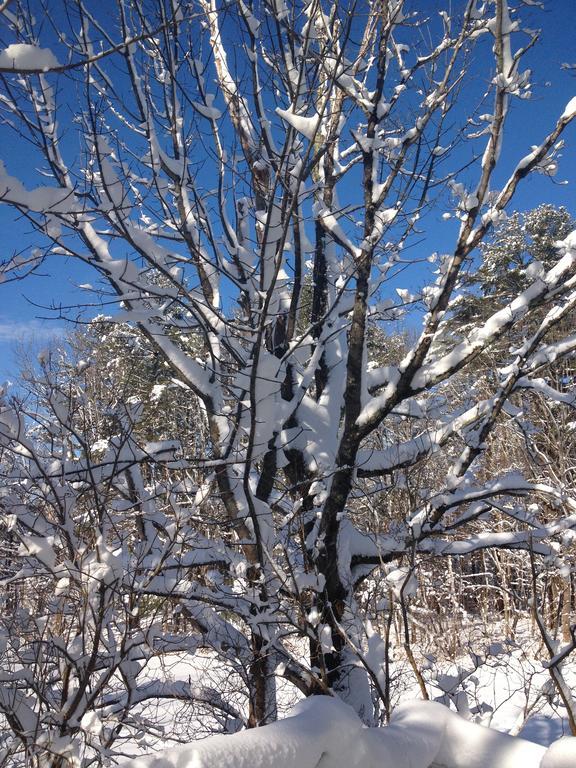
left=0, top=0, right=575, bottom=380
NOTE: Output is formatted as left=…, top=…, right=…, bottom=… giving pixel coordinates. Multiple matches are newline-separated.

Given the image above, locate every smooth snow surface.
left=398, top=701, right=545, bottom=768
left=122, top=697, right=575, bottom=768
left=540, top=737, right=576, bottom=768
left=123, top=697, right=360, bottom=768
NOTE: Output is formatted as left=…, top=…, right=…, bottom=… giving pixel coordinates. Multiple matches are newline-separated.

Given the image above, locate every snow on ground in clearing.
left=421, top=644, right=576, bottom=744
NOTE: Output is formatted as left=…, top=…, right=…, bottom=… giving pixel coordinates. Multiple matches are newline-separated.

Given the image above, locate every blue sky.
left=0, top=0, right=575, bottom=381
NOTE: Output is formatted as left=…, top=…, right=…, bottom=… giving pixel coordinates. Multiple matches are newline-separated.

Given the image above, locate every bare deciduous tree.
left=1, top=0, right=576, bottom=763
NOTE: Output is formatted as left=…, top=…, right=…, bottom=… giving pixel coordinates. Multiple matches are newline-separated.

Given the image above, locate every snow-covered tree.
left=447, top=205, right=575, bottom=343
left=441, top=205, right=576, bottom=648
left=0, top=348, right=248, bottom=766
left=1, top=0, right=576, bottom=762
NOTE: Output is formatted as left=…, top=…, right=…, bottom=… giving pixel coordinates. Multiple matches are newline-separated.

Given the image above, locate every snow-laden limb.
left=0, top=160, right=75, bottom=214
left=101, top=680, right=242, bottom=721
left=360, top=227, right=576, bottom=427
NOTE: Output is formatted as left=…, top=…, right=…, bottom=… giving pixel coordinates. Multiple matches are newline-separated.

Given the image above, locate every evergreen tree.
left=449, top=205, right=575, bottom=343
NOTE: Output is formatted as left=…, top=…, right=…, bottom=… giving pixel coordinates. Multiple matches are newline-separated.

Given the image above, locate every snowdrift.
left=123, top=697, right=576, bottom=768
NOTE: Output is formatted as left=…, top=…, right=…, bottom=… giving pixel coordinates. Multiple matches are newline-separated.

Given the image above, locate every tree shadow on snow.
left=519, top=716, right=569, bottom=747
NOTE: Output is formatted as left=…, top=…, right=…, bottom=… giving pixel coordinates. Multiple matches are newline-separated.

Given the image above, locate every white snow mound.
left=540, top=737, right=576, bottom=768
left=123, top=697, right=362, bottom=768
left=121, top=697, right=576, bottom=768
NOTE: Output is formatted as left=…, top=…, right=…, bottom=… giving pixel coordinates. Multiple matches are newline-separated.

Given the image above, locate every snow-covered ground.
left=123, top=696, right=576, bottom=768
left=2, top=621, right=573, bottom=767
left=116, top=627, right=576, bottom=768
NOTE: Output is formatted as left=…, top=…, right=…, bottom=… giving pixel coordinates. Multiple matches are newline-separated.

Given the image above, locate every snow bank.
left=391, top=701, right=546, bottom=768
left=122, top=697, right=576, bottom=768
left=123, top=697, right=363, bottom=768
left=541, top=737, right=576, bottom=768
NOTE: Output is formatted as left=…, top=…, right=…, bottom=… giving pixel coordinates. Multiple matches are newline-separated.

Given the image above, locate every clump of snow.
left=276, top=107, right=320, bottom=140
left=385, top=566, right=418, bottom=598
left=0, top=43, right=60, bottom=71
left=18, top=535, right=56, bottom=569
left=193, top=94, right=222, bottom=120
left=560, top=96, right=576, bottom=121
